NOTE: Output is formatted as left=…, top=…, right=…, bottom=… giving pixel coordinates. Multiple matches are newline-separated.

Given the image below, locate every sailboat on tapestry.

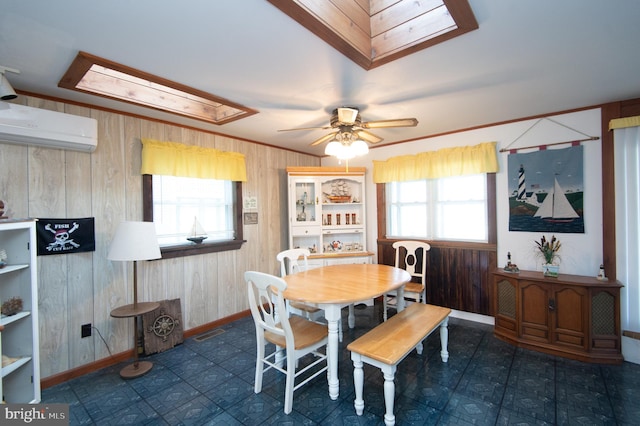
left=508, top=145, right=584, bottom=233
left=533, top=177, right=579, bottom=222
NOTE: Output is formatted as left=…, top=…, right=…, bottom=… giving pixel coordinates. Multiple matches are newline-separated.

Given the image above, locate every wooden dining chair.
left=383, top=240, right=431, bottom=321
left=245, top=270, right=328, bottom=414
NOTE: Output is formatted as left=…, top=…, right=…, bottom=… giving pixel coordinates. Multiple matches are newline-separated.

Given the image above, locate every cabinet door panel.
left=520, top=282, right=550, bottom=341
left=553, top=286, right=587, bottom=349
left=495, top=278, right=517, bottom=338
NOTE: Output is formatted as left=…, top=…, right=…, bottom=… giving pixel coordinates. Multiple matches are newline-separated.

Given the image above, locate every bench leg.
left=352, top=355, right=365, bottom=415
left=440, top=317, right=449, bottom=362
left=382, top=365, right=397, bottom=426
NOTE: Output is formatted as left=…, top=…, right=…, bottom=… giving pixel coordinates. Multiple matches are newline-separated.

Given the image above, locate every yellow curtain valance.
left=373, top=141, right=499, bottom=183
left=609, top=116, right=640, bottom=130
left=140, top=138, right=247, bottom=182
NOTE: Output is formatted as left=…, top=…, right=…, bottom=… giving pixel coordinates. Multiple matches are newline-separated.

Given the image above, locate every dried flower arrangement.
left=535, top=235, right=561, bottom=265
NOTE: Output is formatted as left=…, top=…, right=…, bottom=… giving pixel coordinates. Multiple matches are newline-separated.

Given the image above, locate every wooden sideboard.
left=493, top=269, right=623, bottom=364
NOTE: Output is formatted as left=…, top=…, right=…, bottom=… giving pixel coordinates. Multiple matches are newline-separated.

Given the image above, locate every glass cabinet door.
left=291, top=178, right=320, bottom=227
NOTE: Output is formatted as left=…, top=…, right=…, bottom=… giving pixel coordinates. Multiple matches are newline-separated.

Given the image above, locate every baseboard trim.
left=622, top=330, right=640, bottom=365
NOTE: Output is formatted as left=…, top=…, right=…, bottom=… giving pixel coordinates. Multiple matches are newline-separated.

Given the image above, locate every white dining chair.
left=276, top=249, right=323, bottom=320
left=277, top=248, right=343, bottom=341
left=245, top=270, right=328, bottom=414
left=383, top=240, right=431, bottom=321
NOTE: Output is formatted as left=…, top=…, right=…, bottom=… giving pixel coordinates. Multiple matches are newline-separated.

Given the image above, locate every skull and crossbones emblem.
left=45, top=222, right=80, bottom=251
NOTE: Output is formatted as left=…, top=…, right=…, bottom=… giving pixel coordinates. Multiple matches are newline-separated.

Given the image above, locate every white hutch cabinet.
left=0, top=219, right=40, bottom=403
left=286, top=167, right=373, bottom=266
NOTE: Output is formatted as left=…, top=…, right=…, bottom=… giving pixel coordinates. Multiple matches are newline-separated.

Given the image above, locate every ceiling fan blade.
left=310, top=132, right=338, bottom=146
left=278, top=125, right=332, bottom=132
left=360, top=118, right=418, bottom=129
left=355, top=130, right=383, bottom=144
left=337, top=107, right=359, bottom=125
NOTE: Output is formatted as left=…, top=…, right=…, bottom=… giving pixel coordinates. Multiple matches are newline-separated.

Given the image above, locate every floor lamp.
left=108, top=221, right=161, bottom=378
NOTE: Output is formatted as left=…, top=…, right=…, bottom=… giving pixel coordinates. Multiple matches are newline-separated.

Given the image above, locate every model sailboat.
left=533, top=178, right=579, bottom=222
left=186, top=217, right=208, bottom=243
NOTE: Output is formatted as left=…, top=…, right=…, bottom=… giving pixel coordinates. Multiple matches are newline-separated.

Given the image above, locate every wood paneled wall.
left=0, top=96, right=319, bottom=379
left=378, top=239, right=497, bottom=316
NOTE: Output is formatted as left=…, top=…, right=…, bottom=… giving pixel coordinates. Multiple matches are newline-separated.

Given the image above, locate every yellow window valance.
left=373, top=141, right=499, bottom=183
left=609, top=116, right=640, bottom=130
left=140, top=138, right=247, bottom=182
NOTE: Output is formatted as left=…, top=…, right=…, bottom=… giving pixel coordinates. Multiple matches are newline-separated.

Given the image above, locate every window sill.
left=159, top=239, right=246, bottom=259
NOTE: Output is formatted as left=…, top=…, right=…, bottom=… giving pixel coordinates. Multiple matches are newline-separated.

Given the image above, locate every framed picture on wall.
left=507, top=145, right=584, bottom=233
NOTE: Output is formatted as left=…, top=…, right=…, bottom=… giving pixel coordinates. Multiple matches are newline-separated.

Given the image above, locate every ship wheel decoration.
left=148, top=309, right=179, bottom=342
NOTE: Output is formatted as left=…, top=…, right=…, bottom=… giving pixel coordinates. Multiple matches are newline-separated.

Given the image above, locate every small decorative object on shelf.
left=325, top=179, right=352, bottom=203
left=1, top=296, right=23, bottom=316
left=504, top=251, right=519, bottom=273
left=329, top=240, right=342, bottom=251
left=0, top=199, right=7, bottom=219
left=535, top=235, right=561, bottom=277
left=597, top=264, right=607, bottom=280
left=0, top=248, right=6, bottom=268
left=186, top=217, right=207, bottom=244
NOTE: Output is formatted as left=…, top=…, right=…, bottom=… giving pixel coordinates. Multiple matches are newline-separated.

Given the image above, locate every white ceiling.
left=2, top=1, right=639, bottom=156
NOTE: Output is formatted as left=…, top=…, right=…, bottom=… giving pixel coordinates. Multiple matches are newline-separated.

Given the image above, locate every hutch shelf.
left=0, top=219, right=40, bottom=403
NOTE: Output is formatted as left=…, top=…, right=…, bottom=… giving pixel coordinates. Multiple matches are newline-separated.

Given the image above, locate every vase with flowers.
left=535, top=235, right=561, bottom=277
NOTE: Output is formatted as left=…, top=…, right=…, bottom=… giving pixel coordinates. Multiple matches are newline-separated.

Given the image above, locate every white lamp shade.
left=351, top=140, right=369, bottom=156
left=338, top=146, right=356, bottom=160
left=108, top=221, right=161, bottom=261
left=325, top=141, right=341, bottom=156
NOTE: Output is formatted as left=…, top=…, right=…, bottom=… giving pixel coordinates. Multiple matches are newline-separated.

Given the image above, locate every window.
left=143, top=175, right=244, bottom=258
left=386, top=174, right=488, bottom=242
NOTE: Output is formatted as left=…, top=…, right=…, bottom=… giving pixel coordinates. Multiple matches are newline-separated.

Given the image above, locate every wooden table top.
left=282, top=263, right=411, bottom=305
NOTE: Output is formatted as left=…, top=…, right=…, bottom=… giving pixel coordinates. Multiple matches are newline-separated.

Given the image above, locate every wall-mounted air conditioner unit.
left=0, top=101, right=98, bottom=152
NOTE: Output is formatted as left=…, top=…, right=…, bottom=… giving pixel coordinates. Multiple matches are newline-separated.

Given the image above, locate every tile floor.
left=42, top=303, right=640, bottom=425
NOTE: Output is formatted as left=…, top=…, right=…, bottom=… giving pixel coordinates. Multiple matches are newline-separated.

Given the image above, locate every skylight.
left=59, top=51, right=257, bottom=125
left=267, top=0, right=478, bottom=70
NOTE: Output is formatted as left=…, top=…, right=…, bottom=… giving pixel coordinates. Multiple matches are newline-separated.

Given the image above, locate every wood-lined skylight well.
left=268, top=0, right=478, bottom=70
left=59, top=51, right=257, bottom=125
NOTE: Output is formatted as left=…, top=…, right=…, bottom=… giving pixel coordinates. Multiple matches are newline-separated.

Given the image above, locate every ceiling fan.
left=278, top=107, right=418, bottom=147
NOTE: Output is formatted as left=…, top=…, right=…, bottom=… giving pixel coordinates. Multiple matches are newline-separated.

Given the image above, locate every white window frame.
left=386, top=174, right=489, bottom=242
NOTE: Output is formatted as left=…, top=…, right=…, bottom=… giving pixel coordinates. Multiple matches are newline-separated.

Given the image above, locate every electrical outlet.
left=81, top=323, right=92, bottom=338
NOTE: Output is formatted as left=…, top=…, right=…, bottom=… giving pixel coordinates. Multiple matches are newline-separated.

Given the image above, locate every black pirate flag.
left=36, top=218, right=95, bottom=256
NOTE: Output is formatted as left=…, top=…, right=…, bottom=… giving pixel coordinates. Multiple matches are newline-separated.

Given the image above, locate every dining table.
left=282, top=263, right=411, bottom=400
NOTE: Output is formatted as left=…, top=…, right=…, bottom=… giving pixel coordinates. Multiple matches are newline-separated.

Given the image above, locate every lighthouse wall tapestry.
left=508, top=145, right=584, bottom=233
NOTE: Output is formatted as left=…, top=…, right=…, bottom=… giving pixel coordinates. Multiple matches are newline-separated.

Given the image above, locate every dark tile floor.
left=42, top=303, right=640, bottom=425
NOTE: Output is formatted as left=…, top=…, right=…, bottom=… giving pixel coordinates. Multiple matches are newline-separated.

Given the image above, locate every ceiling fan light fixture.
left=325, top=133, right=369, bottom=160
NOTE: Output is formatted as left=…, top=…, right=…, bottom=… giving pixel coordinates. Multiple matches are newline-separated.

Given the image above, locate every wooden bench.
left=347, top=303, right=451, bottom=426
